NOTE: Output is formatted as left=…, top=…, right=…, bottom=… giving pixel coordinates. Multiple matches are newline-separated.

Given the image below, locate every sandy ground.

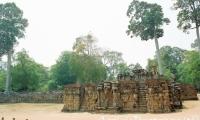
left=0, top=94, right=200, bottom=120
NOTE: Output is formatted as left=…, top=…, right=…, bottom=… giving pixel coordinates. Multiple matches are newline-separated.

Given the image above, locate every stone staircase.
left=138, top=82, right=147, bottom=112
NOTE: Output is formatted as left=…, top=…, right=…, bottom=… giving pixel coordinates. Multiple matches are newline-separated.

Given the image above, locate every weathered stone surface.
left=0, top=91, right=63, bottom=103
left=62, top=84, right=82, bottom=111
left=61, top=63, right=199, bottom=113
left=62, top=67, right=196, bottom=113
left=177, top=83, right=198, bottom=100
left=145, top=79, right=172, bottom=112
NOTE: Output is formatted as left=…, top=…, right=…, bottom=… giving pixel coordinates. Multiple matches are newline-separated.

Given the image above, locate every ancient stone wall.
left=145, top=79, right=172, bottom=113
left=117, top=81, right=138, bottom=112
left=62, top=84, right=82, bottom=111
left=170, top=81, right=182, bottom=109
left=95, top=80, right=139, bottom=113
left=177, top=84, right=198, bottom=100
left=62, top=78, right=183, bottom=113
left=84, top=83, right=97, bottom=111
left=62, top=68, right=199, bottom=113
left=0, top=91, right=63, bottom=103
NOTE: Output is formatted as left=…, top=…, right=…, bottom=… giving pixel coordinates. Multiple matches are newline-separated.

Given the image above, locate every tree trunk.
left=154, top=30, right=163, bottom=75
left=196, top=24, right=200, bottom=58
left=4, top=49, right=12, bottom=95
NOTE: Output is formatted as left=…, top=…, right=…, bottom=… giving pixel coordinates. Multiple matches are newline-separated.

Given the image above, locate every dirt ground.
left=0, top=94, right=200, bottom=120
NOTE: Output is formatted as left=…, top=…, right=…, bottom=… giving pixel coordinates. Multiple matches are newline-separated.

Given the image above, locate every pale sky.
left=1, top=0, right=197, bottom=68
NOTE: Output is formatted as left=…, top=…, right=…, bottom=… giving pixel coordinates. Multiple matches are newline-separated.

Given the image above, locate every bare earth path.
left=0, top=94, right=200, bottom=120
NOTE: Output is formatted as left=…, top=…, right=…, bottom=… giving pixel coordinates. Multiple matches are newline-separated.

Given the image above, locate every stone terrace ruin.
left=62, top=65, right=197, bottom=113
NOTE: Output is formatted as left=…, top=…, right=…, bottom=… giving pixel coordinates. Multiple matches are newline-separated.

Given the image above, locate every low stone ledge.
left=0, top=91, right=64, bottom=103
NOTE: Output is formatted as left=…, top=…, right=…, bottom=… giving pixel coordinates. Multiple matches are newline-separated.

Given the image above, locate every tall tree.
left=101, top=50, right=124, bottom=79
left=69, top=34, right=105, bottom=84
left=162, top=46, right=186, bottom=79
left=126, top=0, right=170, bottom=75
left=172, top=0, right=200, bottom=57
left=159, top=46, right=186, bottom=66
left=0, top=3, right=28, bottom=94
left=11, top=49, right=41, bottom=91
left=50, top=51, right=77, bottom=90
left=72, top=33, right=100, bottom=56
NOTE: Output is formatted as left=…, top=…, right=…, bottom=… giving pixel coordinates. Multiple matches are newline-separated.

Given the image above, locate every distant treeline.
left=0, top=34, right=199, bottom=92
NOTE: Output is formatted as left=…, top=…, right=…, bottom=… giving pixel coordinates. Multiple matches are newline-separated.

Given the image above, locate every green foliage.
left=146, top=57, right=173, bottom=81
left=101, top=49, right=143, bottom=80
left=177, top=50, right=200, bottom=88
left=101, top=50, right=124, bottom=79
left=172, top=0, right=200, bottom=58
left=146, top=46, right=186, bottom=80
left=11, top=49, right=42, bottom=91
left=47, top=79, right=57, bottom=90
left=133, top=63, right=142, bottom=70
left=163, top=68, right=173, bottom=81
left=172, top=0, right=200, bottom=33
left=126, top=0, right=170, bottom=40
left=115, top=62, right=142, bottom=74
left=160, top=46, right=186, bottom=66
left=116, top=62, right=143, bottom=75
left=69, top=52, right=105, bottom=84
left=70, top=34, right=105, bottom=84
left=0, top=2, right=28, bottom=56
left=126, top=0, right=170, bottom=75
left=146, top=58, right=157, bottom=72
left=73, top=34, right=100, bottom=56
left=36, top=64, right=50, bottom=91
left=0, top=61, right=6, bottom=73
left=160, top=46, right=186, bottom=79
left=0, top=71, right=6, bottom=92
left=188, top=59, right=200, bottom=86
left=50, top=51, right=77, bottom=90
left=0, top=2, right=28, bottom=94
left=114, top=62, right=129, bottom=75
left=191, top=39, right=199, bottom=51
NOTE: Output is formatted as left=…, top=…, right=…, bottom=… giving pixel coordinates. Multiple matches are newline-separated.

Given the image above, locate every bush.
left=0, top=72, right=6, bottom=92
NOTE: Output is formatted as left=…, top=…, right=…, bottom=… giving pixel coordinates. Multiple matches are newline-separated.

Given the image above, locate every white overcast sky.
left=1, top=0, right=197, bottom=68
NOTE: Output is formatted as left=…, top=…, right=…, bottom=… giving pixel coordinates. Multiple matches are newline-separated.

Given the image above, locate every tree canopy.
left=191, top=39, right=199, bottom=51
left=12, top=49, right=41, bottom=91
left=172, top=0, right=200, bottom=57
left=0, top=2, right=28, bottom=55
left=126, top=0, right=170, bottom=40
left=0, top=2, right=28, bottom=94
left=69, top=34, right=105, bottom=84
left=49, top=51, right=77, bottom=90
left=172, top=0, right=200, bottom=33
left=101, top=50, right=124, bottom=80
left=146, top=46, right=186, bottom=81
left=126, top=0, right=170, bottom=75
left=177, top=50, right=200, bottom=88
